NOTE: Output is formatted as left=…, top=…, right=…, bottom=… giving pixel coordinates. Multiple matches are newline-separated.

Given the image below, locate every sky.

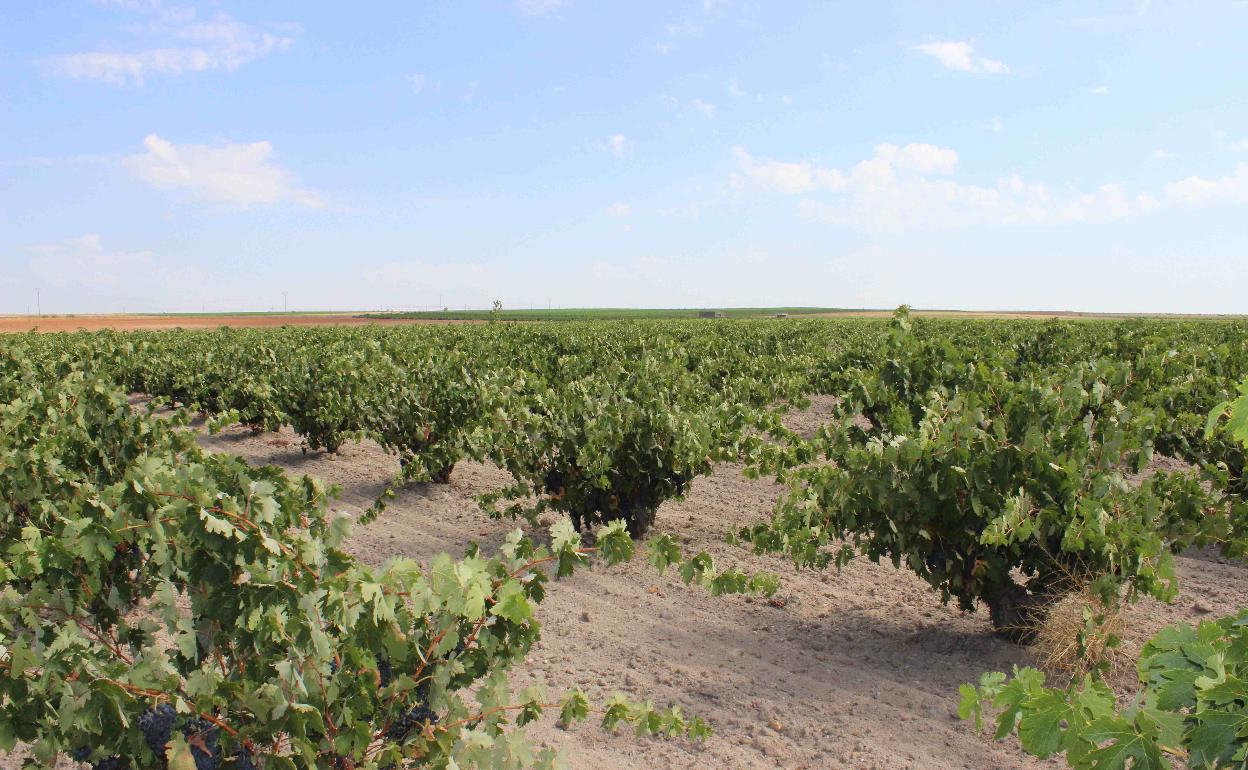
left=2, top=1, right=1247, bottom=314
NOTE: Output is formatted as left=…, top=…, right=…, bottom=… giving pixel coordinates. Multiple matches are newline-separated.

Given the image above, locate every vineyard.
left=2, top=311, right=1247, bottom=769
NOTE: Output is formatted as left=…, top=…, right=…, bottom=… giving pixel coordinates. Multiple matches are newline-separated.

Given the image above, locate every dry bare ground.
left=192, top=397, right=1244, bottom=770
left=7, top=397, right=1244, bottom=770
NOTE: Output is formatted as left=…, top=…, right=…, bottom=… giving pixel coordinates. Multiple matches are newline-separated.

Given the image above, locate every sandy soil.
left=6, top=397, right=1242, bottom=770
left=0, top=314, right=477, bottom=333
left=191, top=399, right=1243, bottom=769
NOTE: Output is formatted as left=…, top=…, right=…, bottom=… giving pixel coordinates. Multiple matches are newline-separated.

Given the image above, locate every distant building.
left=698, top=310, right=726, bottom=318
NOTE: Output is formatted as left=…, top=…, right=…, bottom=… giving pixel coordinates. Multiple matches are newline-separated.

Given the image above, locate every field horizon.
left=4, top=305, right=1248, bottom=332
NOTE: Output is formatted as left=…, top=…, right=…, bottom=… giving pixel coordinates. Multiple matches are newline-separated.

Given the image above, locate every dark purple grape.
left=183, top=719, right=221, bottom=770
left=383, top=703, right=439, bottom=742
left=232, top=748, right=259, bottom=770
left=138, top=703, right=176, bottom=763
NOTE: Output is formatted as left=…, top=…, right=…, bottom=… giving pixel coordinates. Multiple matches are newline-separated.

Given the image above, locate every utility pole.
left=35, top=288, right=41, bottom=317
left=282, top=291, right=289, bottom=313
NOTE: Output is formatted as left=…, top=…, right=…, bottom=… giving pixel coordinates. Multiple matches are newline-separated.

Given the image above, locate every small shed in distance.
left=698, top=310, right=727, bottom=318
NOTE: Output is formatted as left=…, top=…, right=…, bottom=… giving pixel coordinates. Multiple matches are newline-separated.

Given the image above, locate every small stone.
left=580, top=611, right=591, bottom=622
left=1194, top=601, right=1215, bottom=614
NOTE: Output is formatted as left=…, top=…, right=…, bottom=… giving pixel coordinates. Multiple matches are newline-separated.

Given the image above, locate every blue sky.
left=2, top=0, right=1247, bottom=314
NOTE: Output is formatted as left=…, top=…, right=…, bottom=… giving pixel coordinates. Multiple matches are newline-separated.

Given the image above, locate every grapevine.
left=960, top=374, right=1248, bottom=768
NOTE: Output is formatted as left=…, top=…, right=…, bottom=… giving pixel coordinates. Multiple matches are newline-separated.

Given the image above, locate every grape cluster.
left=378, top=659, right=393, bottom=687
left=232, top=748, right=259, bottom=770
left=68, top=747, right=125, bottom=769
left=183, top=719, right=222, bottom=770
left=383, top=702, right=439, bottom=742
left=543, top=468, right=565, bottom=495
left=138, top=703, right=176, bottom=764
left=923, top=545, right=947, bottom=572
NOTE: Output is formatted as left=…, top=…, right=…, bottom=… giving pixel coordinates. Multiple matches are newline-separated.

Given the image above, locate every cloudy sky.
left=2, top=1, right=1247, bottom=314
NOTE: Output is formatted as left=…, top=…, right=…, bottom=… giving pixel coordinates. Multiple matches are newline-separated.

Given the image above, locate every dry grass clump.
left=1030, top=588, right=1133, bottom=688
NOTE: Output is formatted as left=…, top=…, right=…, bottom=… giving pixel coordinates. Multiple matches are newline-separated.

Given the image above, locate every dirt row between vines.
left=194, top=398, right=1243, bottom=770
left=9, top=397, right=1242, bottom=770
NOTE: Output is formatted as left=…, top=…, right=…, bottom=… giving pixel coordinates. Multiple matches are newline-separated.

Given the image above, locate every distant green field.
left=355, top=307, right=846, bottom=321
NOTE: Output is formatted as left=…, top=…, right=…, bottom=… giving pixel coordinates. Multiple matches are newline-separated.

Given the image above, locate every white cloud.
left=1062, top=16, right=1109, bottom=29
left=1164, top=163, right=1248, bottom=206
left=605, top=134, right=630, bottom=158
left=605, top=202, right=632, bottom=217
left=735, top=143, right=1183, bottom=230
left=734, top=148, right=847, bottom=193
left=27, top=234, right=206, bottom=298
left=45, top=8, right=294, bottom=85
left=410, top=73, right=426, bottom=93
left=661, top=95, right=717, bottom=118
left=690, top=98, right=717, bottom=118
left=875, top=142, right=959, bottom=174
left=985, top=117, right=1004, bottom=132
left=29, top=235, right=152, bottom=289
left=912, top=41, right=1009, bottom=75
left=1230, top=138, right=1248, bottom=152
left=1091, top=85, right=1110, bottom=95
left=664, top=22, right=702, bottom=38
left=124, top=134, right=322, bottom=207
left=517, top=0, right=570, bottom=16
left=652, top=19, right=702, bottom=55
left=1150, top=149, right=1174, bottom=161
left=728, top=78, right=745, bottom=98
left=659, top=199, right=715, bottom=220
